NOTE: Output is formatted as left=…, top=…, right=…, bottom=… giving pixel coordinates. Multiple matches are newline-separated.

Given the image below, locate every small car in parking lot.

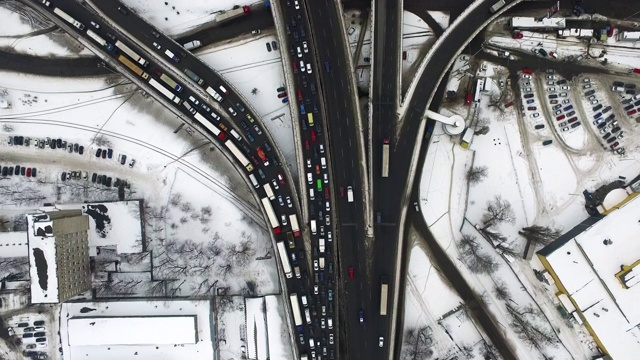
left=530, top=113, right=540, bottom=118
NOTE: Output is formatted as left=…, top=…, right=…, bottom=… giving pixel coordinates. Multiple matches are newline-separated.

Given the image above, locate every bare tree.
left=401, top=326, right=434, bottom=360
left=467, top=166, right=488, bottom=185
left=481, top=195, right=515, bottom=229
left=191, top=278, right=217, bottom=296
left=251, top=88, right=259, bottom=95
left=147, top=280, right=166, bottom=297
left=0, top=216, right=10, bottom=232
left=480, top=226, right=506, bottom=243
left=480, top=342, right=500, bottom=360
left=519, top=225, right=562, bottom=246
left=228, top=240, right=255, bottom=266
left=506, top=303, right=559, bottom=351
left=459, top=344, right=474, bottom=359
left=169, top=193, right=182, bottom=207
left=457, top=234, right=499, bottom=274
left=92, top=134, right=112, bottom=147
left=493, top=281, right=511, bottom=301
left=217, top=264, right=233, bottom=280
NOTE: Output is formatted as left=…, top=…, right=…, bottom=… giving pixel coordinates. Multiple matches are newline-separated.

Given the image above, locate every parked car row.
left=8, top=136, right=84, bottom=154
left=1, top=165, right=36, bottom=177
left=544, top=71, right=581, bottom=133
left=581, top=78, right=624, bottom=154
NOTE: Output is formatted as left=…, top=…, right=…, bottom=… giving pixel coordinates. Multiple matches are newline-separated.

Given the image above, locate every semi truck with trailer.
left=115, top=40, right=149, bottom=67
left=216, top=5, right=251, bottom=23
left=53, top=7, right=85, bottom=30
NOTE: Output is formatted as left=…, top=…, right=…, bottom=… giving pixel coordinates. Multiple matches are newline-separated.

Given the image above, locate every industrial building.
left=557, top=28, right=594, bottom=39
left=537, top=192, right=640, bottom=359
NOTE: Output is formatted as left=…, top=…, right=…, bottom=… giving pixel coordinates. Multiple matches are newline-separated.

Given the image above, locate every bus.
left=277, top=241, right=293, bottom=279
left=194, top=113, right=227, bottom=141
left=115, top=40, right=149, bottom=67
left=289, top=293, right=303, bottom=331
left=380, top=275, right=389, bottom=315
left=261, top=197, right=281, bottom=234
left=159, top=73, right=183, bottom=93
left=224, top=140, right=254, bottom=172
left=289, top=215, right=301, bottom=237
left=118, top=55, right=149, bottom=80
left=381, top=138, right=390, bottom=178
left=86, top=29, right=106, bottom=46
left=148, top=78, right=181, bottom=104
left=53, top=7, right=85, bottom=30
left=308, top=113, right=314, bottom=126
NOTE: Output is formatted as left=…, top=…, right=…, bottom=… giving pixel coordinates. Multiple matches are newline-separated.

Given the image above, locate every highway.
left=303, top=0, right=371, bottom=358
left=36, top=0, right=329, bottom=358
left=370, top=0, right=403, bottom=358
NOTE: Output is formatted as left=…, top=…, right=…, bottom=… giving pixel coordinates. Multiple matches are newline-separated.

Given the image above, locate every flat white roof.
left=26, top=214, right=59, bottom=303
left=545, top=195, right=640, bottom=358
left=68, top=316, right=197, bottom=346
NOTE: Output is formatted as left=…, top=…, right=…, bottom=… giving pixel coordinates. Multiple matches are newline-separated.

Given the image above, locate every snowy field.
left=416, top=42, right=640, bottom=358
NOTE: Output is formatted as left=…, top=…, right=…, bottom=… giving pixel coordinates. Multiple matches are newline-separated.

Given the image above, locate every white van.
left=307, top=172, right=313, bottom=184
left=305, top=308, right=312, bottom=324
left=309, top=338, right=315, bottom=349
left=321, top=157, right=326, bottom=169
left=301, top=295, right=308, bottom=307
left=310, top=220, right=317, bottom=234
left=230, top=129, right=242, bottom=141
left=249, top=174, right=259, bottom=188
left=309, top=188, right=315, bottom=200
left=294, top=266, right=301, bottom=278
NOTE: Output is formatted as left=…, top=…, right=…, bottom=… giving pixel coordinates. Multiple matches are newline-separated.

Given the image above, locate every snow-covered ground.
left=415, top=41, right=640, bottom=357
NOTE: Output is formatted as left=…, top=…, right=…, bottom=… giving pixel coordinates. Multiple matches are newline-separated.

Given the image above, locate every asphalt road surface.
left=304, top=0, right=371, bottom=358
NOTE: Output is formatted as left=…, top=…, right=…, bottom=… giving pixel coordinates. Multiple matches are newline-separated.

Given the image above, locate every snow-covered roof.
left=544, top=195, right=640, bottom=358
left=56, top=201, right=143, bottom=254
left=246, top=297, right=269, bottom=360
left=0, top=232, right=28, bottom=258
left=602, top=188, right=630, bottom=210
left=510, top=17, right=566, bottom=29
left=26, top=214, right=59, bottom=303
left=67, top=316, right=197, bottom=346
left=618, top=31, right=640, bottom=41
left=60, top=299, right=214, bottom=360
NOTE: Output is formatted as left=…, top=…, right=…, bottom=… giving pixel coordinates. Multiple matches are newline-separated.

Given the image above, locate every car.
left=610, top=141, right=620, bottom=149
left=321, top=318, right=326, bottom=329
left=20, top=167, right=25, bottom=176
left=280, top=214, right=288, bottom=226
left=286, top=196, right=292, bottom=208
left=590, top=99, right=598, bottom=105
left=329, top=333, right=334, bottom=345
left=523, top=93, right=534, bottom=99
left=585, top=89, right=596, bottom=96
left=152, top=42, right=161, bottom=50
left=311, top=130, right=317, bottom=141
left=90, top=21, right=100, bottom=29
left=95, top=148, right=102, bottom=157
left=379, top=337, right=384, bottom=347
left=548, top=94, right=558, bottom=99
left=26, top=168, right=31, bottom=177
left=560, top=86, right=570, bottom=90
left=559, top=121, right=568, bottom=127
left=253, top=125, right=262, bottom=135
left=542, top=139, right=553, bottom=146
left=79, top=145, right=84, bottom=155
left=526, top=99, right=535, bottom=104
left=523, top=87, right=532, bottom=93
left=35, top=337, right=46, bottom=343
left=512, top=31, right=523, bottom=39
left=61, top=172, right=67, bottom=181
left=628, top=109, right=637, bottom=116
left=306, top=64, right=312, bottom=74
left=566, top=111, right=575, bottom=117
left=548, top=87, right=556, bottom=92
left=556, top=79, right=567, bottom=85
left=358, top=309, right=364, bottom=324
left=557, top=115, right=566, bottom=121
left=611, top=126, right=621, bottom=133
left=348, top=266, right=354, bottom=278
left=583, top=84, right=592, bottom=89
left=7, top=327, right=14, bottom=336
left=313, top=285, right=319, bottom=295
left=294, top=0, right=300, bottom=9
left=522, top=68, right=532, bottom=75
